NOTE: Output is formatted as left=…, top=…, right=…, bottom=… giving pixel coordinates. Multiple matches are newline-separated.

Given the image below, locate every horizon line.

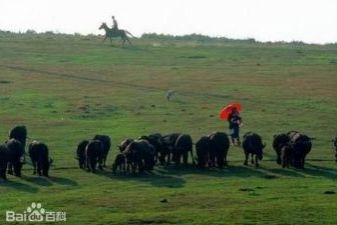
left=1, top=28, right=336, bottom=46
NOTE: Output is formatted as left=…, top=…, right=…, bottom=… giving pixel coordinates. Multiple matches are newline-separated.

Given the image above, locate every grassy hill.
left=0, top=35, right=336, bottom=225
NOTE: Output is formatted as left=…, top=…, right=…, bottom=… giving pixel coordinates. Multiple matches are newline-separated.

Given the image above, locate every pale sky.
left=0, top=0, right=336, bottom=44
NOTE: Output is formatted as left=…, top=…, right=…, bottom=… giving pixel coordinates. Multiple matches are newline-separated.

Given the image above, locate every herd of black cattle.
left=0, top=125, right=337, bottom=180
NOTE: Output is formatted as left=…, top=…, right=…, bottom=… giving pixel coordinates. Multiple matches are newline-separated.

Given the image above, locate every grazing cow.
left=139, top=133, right=163, bottom=163
left=288, top=131, right=312, bottom=169
left=273, top=133, right=291, bottom=165
left=208, top=132, right=230, bottom=168
left=123, top=140, right=155, bottom=174
left=333, top=136, right=337, bottom=162
left=172, top=134, right=194, bottom=165
left=195, top=136, right=211, bottom=168
left=93, top=135, right=111, bottom=167
left=0, top=144, right=8, bottom=180
left=28, top=141, right=51, bottom=177
left=85, top=140, right=104, bottom=173
left=6, top=139, right=24, bottom=177
left=76, top=140, right=89, bottom=169
left=112, top=153, right=126, bottom=174
left=159, top=133, right=181, bottom=165
left=242, top=132, right=265, bottom=167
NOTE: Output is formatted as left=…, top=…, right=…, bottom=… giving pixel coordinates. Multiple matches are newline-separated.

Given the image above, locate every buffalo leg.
left=244, top=152, right=249, bottom=165
left=37, top=162, right=42, bottom=176
left=102, top=156, right=106, bottom=168
left=127, top=162, right=131, bottom=173
left=301, top=158, right=305, bottom=169
left=276, top=154, right=282, bottom=165
left=86, top=157, right=91, bottom=172
left=0, top=160, right=7, bottom=180
left=0, top=169, right=6, bottom=180
left=121, top=164, right=124, bottom=174
left=131, top=163, right=137, bottom=175
left=13, top=161, right=22, bottom=177
left=138, top=160, right=145, bottom=174
left=282, top=152, right=288, bottom=168
left=32, top=161, right=37, bottom=175
left=183, top=152, right=188, bottom=165
left=209, top=153, right=216, bottom=167
left=7, top=163, right=14, bottom=175
left=90, top=158, right=97, bottom=173
left=190, top=150, right=195, bottom=166
left=255, top=155, right=259, bottom=167
left=223, top=151, right=228, bottom=167
left=166, top=152, right=171, bottom=165
left=78, top=157, right=84, bottom=169
left=159, top=151, right=166, bottom=165
left=98, top=156, right=103, bottom=171
left=117, top=164, right=121, bottom=174
left=42, top=163, right=49, bottom=177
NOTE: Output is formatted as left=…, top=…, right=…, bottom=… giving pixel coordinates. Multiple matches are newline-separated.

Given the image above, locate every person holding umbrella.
left=228, top=107, right=242, bottom=146
left=219, top=103, right=243, bottom=146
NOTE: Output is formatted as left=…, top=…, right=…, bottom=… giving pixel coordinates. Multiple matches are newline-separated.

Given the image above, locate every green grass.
left=0, top=36, right=336, bottom=225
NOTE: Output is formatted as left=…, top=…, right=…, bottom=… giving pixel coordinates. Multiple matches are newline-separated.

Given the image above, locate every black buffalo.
left=0, top=144, right=8, bottom=180
left=172, top=134, right=194, bottom=165
left=195, top=136, right=211, bottom=168
left=93, top=135, right=111, bottom=167
left=9, top=125, right=27, bottom=148
left=139, top=133, right=163, bottom=163
left=159, top=133, right=180, bottom=165
left=242, top=132, right=265, bottom=167
left=288, top=131, right=312, bottom=169
left=28, top=141, right=51, bottom=177
left=123, top=140, right=155, bottom=174
left=6, top=139, right=25, bottom=177
left=273, top=133, right=291, bottom=166
left=76, top=140, right=89, bottom=169
left=85, top=140, right=104, bottom=173
left=112, top=153, right=126, bottom=174
left=208, top=132, right=230, bottom=168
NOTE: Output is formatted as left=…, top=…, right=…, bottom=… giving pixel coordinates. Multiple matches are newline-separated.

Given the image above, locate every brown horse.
left=99, top=23, right=133, bottom=46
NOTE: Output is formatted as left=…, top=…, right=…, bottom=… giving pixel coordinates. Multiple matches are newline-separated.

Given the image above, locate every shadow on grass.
left=96, top=169, right=186, bottom=188
left=299, top=163, right=337, bottom=180
left=22, top=176, right=53, bottom=187
left=0, top=179, right=39, bottom=193
left=92, top=164, right=284, bottom=187
left=49, top=176, right=78, bottom=186
left=22, top=175, right=78, bottom=187
left=156, top=164, right=286, bottom=180
left=99, top=161, right=337, bottom=185
left=267, top=168, right=305, bottom=178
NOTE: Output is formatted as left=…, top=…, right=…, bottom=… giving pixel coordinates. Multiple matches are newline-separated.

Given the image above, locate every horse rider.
left=112, top=16, right=119, bottom=31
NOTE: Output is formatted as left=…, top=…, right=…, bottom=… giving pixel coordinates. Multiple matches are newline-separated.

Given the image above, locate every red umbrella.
left=219, top=103, right=242, bottom=120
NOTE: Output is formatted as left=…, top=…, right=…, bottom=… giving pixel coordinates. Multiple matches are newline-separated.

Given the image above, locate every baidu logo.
left=6, top=202, right=66, bottom=222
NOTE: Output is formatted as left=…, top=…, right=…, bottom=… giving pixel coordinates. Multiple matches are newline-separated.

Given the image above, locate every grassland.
left=0, top=35, right=336, bottom=225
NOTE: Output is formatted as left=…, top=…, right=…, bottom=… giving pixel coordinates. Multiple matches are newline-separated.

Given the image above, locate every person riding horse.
left=99, top=22, right=133, bottom=46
